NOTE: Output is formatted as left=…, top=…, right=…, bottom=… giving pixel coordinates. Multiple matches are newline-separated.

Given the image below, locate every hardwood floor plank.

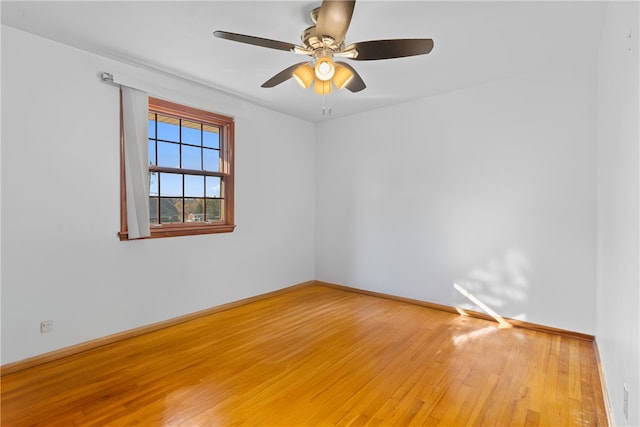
left=465, top=372, right=500, bottom=426
left=524, top=409, right=541, bottom=427
left=1, top=285, right=608, bottom=426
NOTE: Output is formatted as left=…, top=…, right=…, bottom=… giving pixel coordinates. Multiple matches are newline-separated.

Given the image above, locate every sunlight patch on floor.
left=454, top=282, right=512, bottom=329
left=452, top=325, right=498, bottom=346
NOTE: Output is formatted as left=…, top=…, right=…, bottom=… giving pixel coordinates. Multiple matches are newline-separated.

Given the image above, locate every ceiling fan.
left=214, top=0, right=434, bottom=95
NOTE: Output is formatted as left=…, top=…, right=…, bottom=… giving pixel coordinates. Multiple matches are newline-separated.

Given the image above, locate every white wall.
left=596, top=1, right=640, bottom=425
left=0, top=26, right=316, bottom=364
left=316, top=60, right=597, bottom=334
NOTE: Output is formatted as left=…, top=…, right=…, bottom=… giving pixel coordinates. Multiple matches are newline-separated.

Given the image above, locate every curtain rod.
left=101, top=72, right=114, bottom=83
left=100, top=71, right=144, bottom=92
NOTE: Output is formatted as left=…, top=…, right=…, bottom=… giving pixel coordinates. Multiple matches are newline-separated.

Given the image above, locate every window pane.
left=134, top=97, right=234, bottom=238
left=159, top=173, right=182, bottom=197
left=184, top=198, right=204, bottom=222
left=205, top=176, right=221, bottom=198
left=203, top=125, right=220, bottom=149
left=181, top=120, right=201, bottom=146
left=148, top=140, right=156, bottom=166
left=160, top=197, right=182, bottom=223
left=149, top=197, right=159, bottom=224
left=182, top=145, right=201, bottom=170
left=205, top=199, right=222, bottom=221
left=148, top=115, right=156, bottom=139
left=185, top=174, right=204, bottom=198
left=203, top=148, right=220, bottom=172
left=157, top=141, right=180, bottom=168
left=149, top=171, right=159, bottom=196
left=157, top=116, right=180, bottom=142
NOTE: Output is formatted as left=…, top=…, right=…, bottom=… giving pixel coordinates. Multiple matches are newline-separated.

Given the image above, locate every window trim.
left=119, top=97, right=235, bottom=240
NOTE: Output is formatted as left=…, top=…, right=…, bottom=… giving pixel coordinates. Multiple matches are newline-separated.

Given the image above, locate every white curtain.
left=121, top=87, right=150, bottom=239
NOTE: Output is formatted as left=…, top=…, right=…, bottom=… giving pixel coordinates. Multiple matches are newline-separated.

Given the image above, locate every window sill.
left=119, top=223, right=236, bottom=240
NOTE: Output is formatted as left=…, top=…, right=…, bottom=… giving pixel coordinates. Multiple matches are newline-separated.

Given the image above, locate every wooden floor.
left=1, top=285, right=608, bottom=426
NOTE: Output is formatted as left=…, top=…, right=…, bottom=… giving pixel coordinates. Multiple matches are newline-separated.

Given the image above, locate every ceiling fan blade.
left=315, top=0, right=356, bottom=45
left=261, top=62, right=309, bottom=88
left=214, top=30, right=295, bottom=52
left=335, top=61, right=366, bottom=92
left=345, top=39, right=434, bottom=61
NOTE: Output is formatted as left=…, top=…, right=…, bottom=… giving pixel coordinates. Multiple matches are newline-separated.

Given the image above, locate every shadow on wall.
left=453, top=248, right=530, bottom=321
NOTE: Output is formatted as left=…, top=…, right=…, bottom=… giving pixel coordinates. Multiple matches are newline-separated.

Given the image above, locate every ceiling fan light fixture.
left=293, top=63, right=314, bottom=88
left=314, top=57, right=335, bottom=81
left=332, top=64, right=354, bottom=89
left=313, top=78, right=333, bottom=95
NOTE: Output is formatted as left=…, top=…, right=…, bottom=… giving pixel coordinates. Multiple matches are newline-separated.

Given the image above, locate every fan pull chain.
left=322, top=92, right=332, bottom=116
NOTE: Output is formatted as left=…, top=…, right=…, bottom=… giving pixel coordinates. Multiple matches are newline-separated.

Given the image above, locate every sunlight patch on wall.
left=454, top=248, right=530, bottom=322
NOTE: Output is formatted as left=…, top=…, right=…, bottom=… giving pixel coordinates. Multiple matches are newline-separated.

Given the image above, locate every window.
left=120, top=97, right=235, bottom=239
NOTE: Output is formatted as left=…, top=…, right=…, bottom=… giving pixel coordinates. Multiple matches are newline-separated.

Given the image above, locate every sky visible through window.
left=148, top=117, right=221, bottom=199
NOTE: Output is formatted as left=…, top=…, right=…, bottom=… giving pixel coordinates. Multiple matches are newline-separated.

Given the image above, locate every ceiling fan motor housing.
left=309, top=6, right=321, bottom=24
left=302, top=26, right=342, bottom=52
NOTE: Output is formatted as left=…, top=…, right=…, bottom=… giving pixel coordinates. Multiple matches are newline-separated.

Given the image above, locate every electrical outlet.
left=40, top=320, right=53, bottom=333
left=623, top=383, right=629, bottom=420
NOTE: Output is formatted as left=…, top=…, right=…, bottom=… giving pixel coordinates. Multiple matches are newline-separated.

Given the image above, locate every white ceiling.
left=2, top=1, right=607, bottom=122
